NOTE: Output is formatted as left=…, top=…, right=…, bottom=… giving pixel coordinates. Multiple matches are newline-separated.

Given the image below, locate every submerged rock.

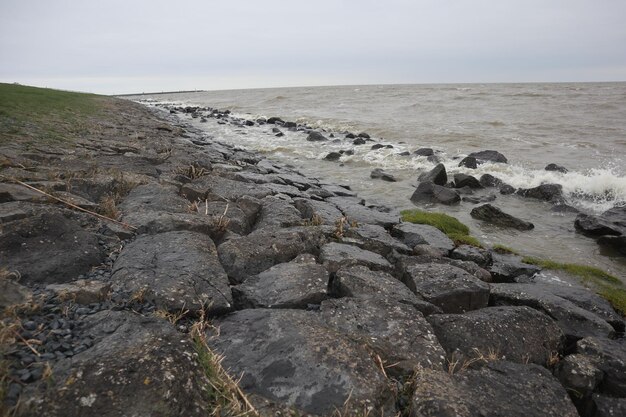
left=418, top=163, right=447, bottom=185
left=458, top=156, right=478, bottom=169
left=410, top=182, right=461, bottom=205
left=545, top=163, right=568, bottom=173
left=414, top=147, right=434, bottom=156
left=517, top=183, right=564, bottom=203
left=370, top=168, right=397, bottom=182
left=470, top=203, right=534, bottom=230
left=468, top=149, right=508, bottom=164
left=306, top=131, right=328, bottom=141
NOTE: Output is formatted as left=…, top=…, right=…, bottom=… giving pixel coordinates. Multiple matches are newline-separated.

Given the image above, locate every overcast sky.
left=1, top=0, right=625, bottom=94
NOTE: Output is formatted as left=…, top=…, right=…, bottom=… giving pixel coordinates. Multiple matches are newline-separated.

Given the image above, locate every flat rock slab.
left=20, top=311, right=208, bottom=417
left=410, top=182, right=461, bottom=205
left=410, top=361, right=578, bottom=417
left=490, top=283, right=616, bottom=342
left=218, top=226, right=325, bottom=283
left=118, top=183, right=191, bottom=214
left=327, top=196, right=399, bottom=228
left=330, top=265, right=440, bottom=315
left=294, top=198, right=344, bottom=225
left=0, top=212, right=105, bottom=285
left=470, top=203, right=534, bottom=230
left=594, top=394, right=626, bottom=417
left=343, top=223, right=411, bottom=256
left=111, top=231, right=232, bottom=313
left=576, top=337, right=626, bottom=397
left=489, top=253, right=541, bottom=282
left=253, top=195, right=303, bottom=230
left=320, top=242, right=393, bottom=273
left=427, top=306, right=563, bottom=366
left=392, top=222, right=455, bottom=253
left=207, top=309, right=395, bottom=416
left=180, top=174, right=273, bottom=202
left=0, top=182, right=49, bottom=203
left=232, top=256, right=329, bottom=308
left=402, top=262, right=490, bottom=313
left=320, top=297, right=446, bottom=376
left=46, top=280, right=111, bottom=304
left=0, top=279, right=32, bottom=310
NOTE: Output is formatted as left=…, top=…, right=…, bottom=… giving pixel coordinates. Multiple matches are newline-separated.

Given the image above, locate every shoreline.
left=1, top=84, right=625, bottom=416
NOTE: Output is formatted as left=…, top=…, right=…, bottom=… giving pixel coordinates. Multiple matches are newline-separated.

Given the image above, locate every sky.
left=1, top=0, right=625, bottom=94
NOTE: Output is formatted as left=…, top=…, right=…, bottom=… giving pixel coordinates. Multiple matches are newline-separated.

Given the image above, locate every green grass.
left=492, top=244, right=519, bottom=255
left=0, top=83, right=103, bottom=145
left=401, top=209, right=482, bottom=247
left=522, top=256, right=625, bottom=315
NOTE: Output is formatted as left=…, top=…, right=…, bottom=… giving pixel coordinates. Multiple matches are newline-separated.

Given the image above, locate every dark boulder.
left=418, top=163, right=447, bottom=185
left=479, top=173, right=503, bottom=188
left=427, top=154, right=442, bottom=163
left=392, top=222, right=455, bottom=253
left=327, top=196, right=400, bottom=228
left=453, top=173, right=482, bottom=189
left=410, top=182, right=461, bottom=205
left=554, top=354, right=603, bottom=414
left=458, top=156, right=478, bottom=169
left=499, top=184, right=516, bottom=194
left=370, top=168, right=397, bottom=182
left=594, top=394, right=626, bottom=417
left=575, top=211, right=624, bottom=237
left=468, top=149, right=508, bottom=164
left=306, top=131, right=327, bottom=141
left=371, top=143, right=384, bottom=150
left=320, top=242, right=393, bottom=273
left=253, top=196, right=303, bottom=230
left=471, top=204, right=534, bottom=230
left=293, top=198, right=344, bottom=226
left=118, top=183, right=191, bottom=214
left=180, top=175, right=272, bottom=202
left=283, top=121, right=296, bottom=128
left=545, top=163, right=568, bottom=173
left=488, top=253, right=541, bottom=282
left=357, top=132, right=370, bottom=139
left=323, top=151, right=342, bottom=161
left=266, top=116, right=284, bottom=124
left=207, top=309, right=395, bottom=415
left=343, top=223, right=412, bottom=256
left=320, top=297, right=445, bottom=376
left=410, top=361, right=578, bottom=417
left=352, top=137, right=366, bottom=145
left=517, top=183, right=564, bottom=203
left=597, top=235, right=626, bottom=255
left=414, top=148, right=434, bottom=156
left=427, top=306, right=563, bottom=366
left=576, top=337, right=626, bottom=397
left=345, top=132, right=356, bottom=139
left=450, top=245, right=492, bottom=268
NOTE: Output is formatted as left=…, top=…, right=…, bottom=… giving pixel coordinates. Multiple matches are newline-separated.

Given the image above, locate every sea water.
left=128, top=83, right=626, bottom=279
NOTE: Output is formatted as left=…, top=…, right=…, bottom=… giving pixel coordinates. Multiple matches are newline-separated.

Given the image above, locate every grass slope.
left=400, top=209, right=482, bottom=247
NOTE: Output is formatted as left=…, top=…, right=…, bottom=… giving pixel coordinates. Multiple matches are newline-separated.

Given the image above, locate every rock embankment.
left=1, top=97, right=624, bottom=417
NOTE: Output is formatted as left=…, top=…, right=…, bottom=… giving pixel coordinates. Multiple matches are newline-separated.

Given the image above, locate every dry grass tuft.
left=303, top=212, right=323, bottom=226
left=154, top=305, right=189, bottom=324
left=175, top=164, right=209, bottom=180
left=447, top=348, right=501, bottom=374
left=98, top=194, right=119, bottom=219
left=0, top=267, right=21, bottom=281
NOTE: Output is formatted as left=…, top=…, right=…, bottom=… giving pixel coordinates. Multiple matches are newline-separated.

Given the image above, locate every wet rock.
left=479, top=173, right=503, bottom=188
left=499, top=184, right=516, bottom=194
left=410, top=361, right=577, bottom=417
left=20, top=311, right=208, bottom=417
left=471, top=204, right=535, bottom=230
left=576, top=337, right=626, bottom=396
left=428, top=306, right=563, bottom=366
left=323, top=152, right=342, bottom=161
left=253, top=196, right=303, bottom=230
left=293, top=198, right=344, bottom=225
left=370, top=168, right=397, bottom=182
left=575, top=214, right=623, bottom=237
left=450, top=245, right=492, bottom=268
left=545, top=163, right=568, bottom=173
left=306, top=131, right=327, bottom=141
left=411, top=182, right=461, bottom=205
left=343, top=223, right=411, bottom=256
left=327, top=196, right=400, bottom=228
left=517, top=183, right=564, bottom=203
left=266, top=116, right=284, bottom=124
left=413, top=148, right=434, bottom=157
left=111, top=231, right=232, bottom=313
left=0, top=278, right=32, bottom=309
left=597, top=235, right=626, bottom=255
left=358, top=132, right=371, bottom=139
left=458, top=156, right=478, bottom=169
left=401, top=262, right=490, bottom=313
left=490, top=283, right=616, bottom=342
left=594, top=395, right=626, bottom=417
left=46, top=280, right=111, bottom=304
left=446, top=258, right=493, bottom=282
left=488, top=253, right=541, bottom=282
left=218, top=226, right=325, bottom=283
left=392, top=222, right=455, bottom=253
left=233, top=256, right=328, bottom=309
left=352, top=137, right=366, bottom=145
left=320, top=242, right=393, bottom=273
left=454, top=173, right=482, bottom=189
left=321, top=184, right=357, bottom=197
left=371, top=143, right=385, bottom=150
left=554, top=354, right=603, bottom=409
left=180, top=175, right=272, bottom=203
left=0, top=212, right=105, bottom=285
left=320, top=297, right=445, bottom=376
left=468, top=149, right=508, bottom=164
left=418, top=163, right=447, bottom=185
left=207, top=309, right=394, bottom=416
left=330, top=265, right=440, bottom=315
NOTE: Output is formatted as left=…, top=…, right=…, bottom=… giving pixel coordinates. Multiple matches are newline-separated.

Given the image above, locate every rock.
left=427, top=155, right=442, bottom=163
left=392, top=222, right=455, bottom=253
left=371, top=143, right=385, bottom=150
left=283, top=121, right=296, bottom=128
left=450, top=245, right=492, bottom=268
left=327, top=196, right=400, bottom=228
left=575, top=214, right=623, bottom=237
left=517, top=183, right=564, bottom=203
left=320, top=297, right=445, bottom=376
left=111, top=231, right=232, bottom=313
left=0, top=183, right=49, bottom=203
left=352, top=137, right=366, bottom=145
left=306, top=131, right=327, bottom=142
left=180, top=175, right=272, bottom=203
left=253, top=196, right=303, bottom=230
left=428, top=306, right=563, bottom=366
left=267, top=116, right=284, bottom=124
left=46, top=280, right=111, bottom=304
left=357, top=132, right=370, bottom=139
left=0, top=278, right=32, bottom=310
left=576, top=337, right=626, bottom=396
left=490, top=283, right=616, bottom=342
left=343, top=223, right=411, bottom=256
left=471, top=204, right=535, bottom=230
left=554, top=354, right=603, bottom=407
left=207, top=309, right=394, bottom=415
left=446, top=258, right=493, bottom=282
left=21, top=311, right=209, bottom=417
left=293, top=198, right=344, bottom=226
left=413, top=148, right=434, bottom=156
left=232, top=256, right=328, bottom=309
left=0, top=212, right=105, bottom=285
left=217, top=226, right=325, bottom=283
left=499, top=184, right=516, bottom=194
left=418, top=163, right=447, bottom=185
left=320, top=242, right=393, bottom=273
left=370, top=168, right=397, bottom=182
left=453, top=173, right=482, bottom=189
left=488, top=253, right=541, bottom=282
left=545, top=163, right=568, bottom=173
left=401, top=262, right=490, bottom=313
left=0, top=201, right=37, bottom=223
left=479, top=173, right=503, bottom=188
left=468, top=149, right=508, bottom=164
left=118, top=183, right=190, bottom=214
left=323, top=152, right=342, bottom=161
left=597, top=235, right=626, bottom=255
left=330, top=265, right=440, bottom=315
left=410, top=361, right=578, bottom=417
left=458, top=156, right=478, bottom=169
left=410, top=182, right=461, bottom=205
left=413, top=244, right=446, bottom=258
left=594, top=395, right=626, bottom=417
left=345, top=132, right=356, bottom=139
